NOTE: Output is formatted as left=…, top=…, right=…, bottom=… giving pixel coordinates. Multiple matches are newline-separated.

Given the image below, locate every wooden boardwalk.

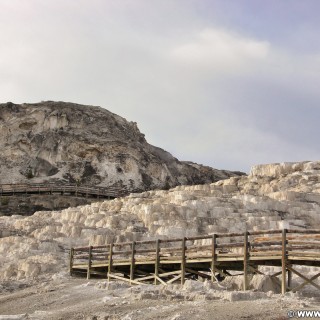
left=70, top=229, right=320, bottom=294
left=0, top=183, right=128, bottom=199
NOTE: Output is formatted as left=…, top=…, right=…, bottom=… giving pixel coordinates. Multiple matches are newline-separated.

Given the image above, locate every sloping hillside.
left=0, top=101, right=241, bottom=192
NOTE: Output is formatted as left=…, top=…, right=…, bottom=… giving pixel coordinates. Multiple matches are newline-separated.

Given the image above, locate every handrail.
left=0, top=183, right=129, bottom=198
left=70, top=229, right=320, bottom=291
left=72, top=229, right=320, bottom=264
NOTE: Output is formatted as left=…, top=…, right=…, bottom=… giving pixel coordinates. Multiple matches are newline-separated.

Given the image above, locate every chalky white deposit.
left=1, top=161, right=320, bottom=282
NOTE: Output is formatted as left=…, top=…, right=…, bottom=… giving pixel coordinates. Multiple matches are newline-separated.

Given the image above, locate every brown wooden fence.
left=0, top=183, right=129, bottom=199
left=70, top=228, right=320, bottom=294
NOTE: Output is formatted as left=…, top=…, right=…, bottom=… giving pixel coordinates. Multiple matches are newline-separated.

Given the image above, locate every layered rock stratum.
left=0, top=101, right=241, bottom=192
left=0, top=161, right=319, bottom=282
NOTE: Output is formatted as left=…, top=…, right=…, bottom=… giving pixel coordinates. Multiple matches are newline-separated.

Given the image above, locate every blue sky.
left=1, top=0, right=320, bottom=172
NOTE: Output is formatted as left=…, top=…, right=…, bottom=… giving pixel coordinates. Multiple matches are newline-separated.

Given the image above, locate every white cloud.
left=171, top=28, right=270, bottom=73
left=0, top=1, right=319, bottom=172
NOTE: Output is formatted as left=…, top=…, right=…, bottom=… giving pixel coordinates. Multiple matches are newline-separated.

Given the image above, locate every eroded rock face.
left=0, top=160, right=319, bottom=281
left=0, top=195, right=96, bottom=217
left=0, top=101, right=241, bottom=191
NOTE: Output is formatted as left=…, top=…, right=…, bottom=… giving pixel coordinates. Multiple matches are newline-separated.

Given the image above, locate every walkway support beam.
left=243, top=230, right=249, bottom=291
left=155, top=239, right=160, bottom=285
left=87, top=246, right=92, bottom=279
left=281, top=228, right=287, bottom=294
left=181, top=237, right=186, bottom=285
left=211, top=234, right=217, bottom=282
left=130, top=241, right=136, bottom=284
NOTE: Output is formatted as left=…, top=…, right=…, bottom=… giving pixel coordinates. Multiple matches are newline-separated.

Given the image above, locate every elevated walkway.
left=0, top=183, right=128, bottom=199
left=70, top=229, right=320, bottom=294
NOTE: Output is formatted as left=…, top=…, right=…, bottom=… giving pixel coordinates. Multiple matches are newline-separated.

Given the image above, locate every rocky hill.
left=0, top=161, right=319, bottom=282
left=0, top=101, right=242, bottom=192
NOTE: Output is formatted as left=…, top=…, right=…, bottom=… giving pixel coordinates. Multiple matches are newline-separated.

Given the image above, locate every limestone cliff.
left=0, top=101, right=242, bottom=191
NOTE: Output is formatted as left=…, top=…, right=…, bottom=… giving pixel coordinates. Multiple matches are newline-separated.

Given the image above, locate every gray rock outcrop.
left=0, top=101, right=243, bottom=191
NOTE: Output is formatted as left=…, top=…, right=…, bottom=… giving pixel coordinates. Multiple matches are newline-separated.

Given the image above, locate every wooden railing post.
left=69, top=248, right=74, bottom=276
left=181, top=237, right=186, bottom=285
left=243, top=230, right=249, bottom=291
left=211, top=234, right=217, bottom=282
left=154, top=239, right=160, bottom=285
left=108, top=241, right=114, bottom=282
left=130, top=241, right=136, bottom=284
left=282, top=229, right=287, bottom=294
left=87, top=246, right=92, bottom=280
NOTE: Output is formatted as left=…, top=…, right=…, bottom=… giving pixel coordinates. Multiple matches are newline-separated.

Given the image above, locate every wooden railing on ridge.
left=70, top=228, right=320, bottom=294
left=0, top=183, right=129, bottom=199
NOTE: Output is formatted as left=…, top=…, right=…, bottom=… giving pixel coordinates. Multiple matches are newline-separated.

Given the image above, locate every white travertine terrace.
left=1, top=161, right=320, bottom=281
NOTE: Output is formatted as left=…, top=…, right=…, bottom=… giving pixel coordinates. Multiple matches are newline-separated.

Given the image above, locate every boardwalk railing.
left=0, top=183, right=129, bottom=199
left=70, top=229, right=320, bottom=294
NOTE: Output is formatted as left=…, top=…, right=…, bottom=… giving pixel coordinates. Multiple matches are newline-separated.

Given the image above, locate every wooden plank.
left=251, top=241, right=282, bottom=247
left=250, top=251, right=282, bottom=256
left=271, top=270, right=282, bottom=278
left=289, top=256, right=320, bottom=261
left=154, top=275, right=167, bottom=285
left=108, top=273, right=146, bottom=286
left=281, top=229, right=287, bottom=294
left=288, top=245, right=320, bottom=250
left=216, top=253, right=244, bottom=258
left=248, top=265, right=265, bottom=275
left=185, top=235, right=212, bottom=241
left=158, top=270, right=181, bottom=277
left=159, top=238, right=183, bottom=243
left=249, top=256, right=282, bottom=261
left=135, top=274, right=156, bottom=281
left=167, top=273, right=182, bottom=284
left=91, top=245, right=110, bottom=249
left=287, top=229, right=320, bottom=234
left=288, top=240, right=320, bottom=246
left=135, top=239, right=158, bottom=245
left=288, top=251, right=320, bottom=257
left=73, top=246, right=90, bottom=251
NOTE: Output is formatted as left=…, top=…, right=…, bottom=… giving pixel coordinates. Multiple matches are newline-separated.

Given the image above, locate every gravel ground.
left=1, top=277, right=320, bottom=320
